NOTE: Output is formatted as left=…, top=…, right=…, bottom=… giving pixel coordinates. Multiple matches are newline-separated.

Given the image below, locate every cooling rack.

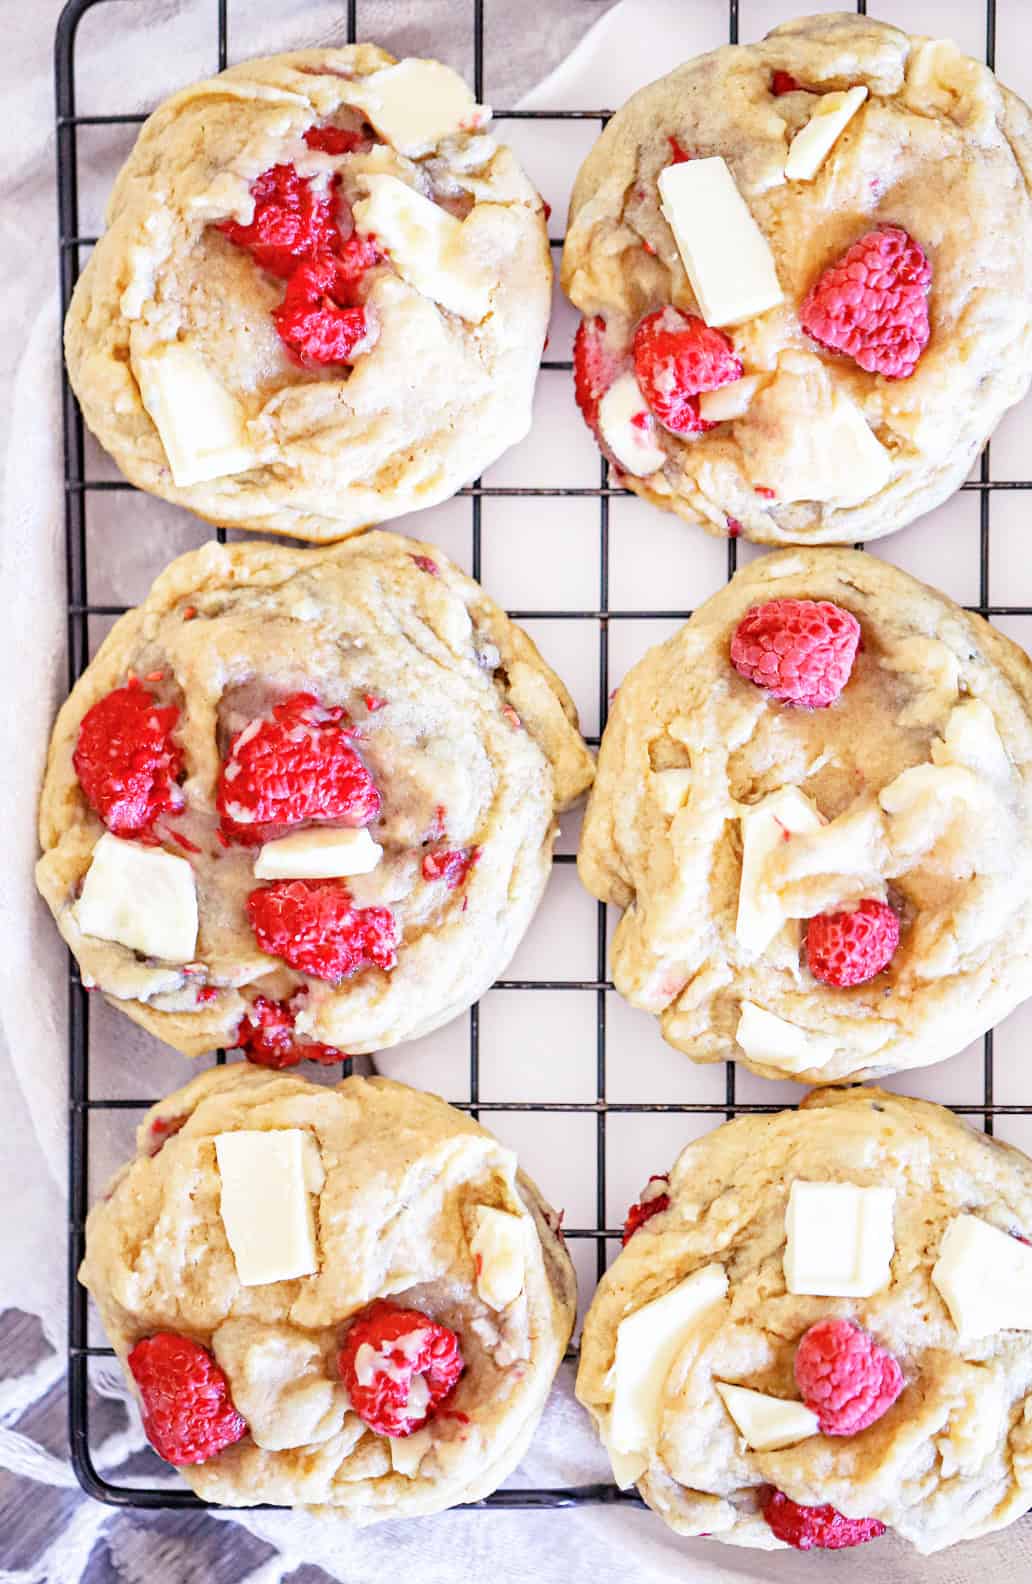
left=57, top=0, right=1028, bottom=1515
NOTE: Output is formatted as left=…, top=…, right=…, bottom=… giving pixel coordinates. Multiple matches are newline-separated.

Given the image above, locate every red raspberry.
left=217, top=693, right=380, bottom=844
left=730, top=598, right=860, bottom=708
left=74, top=679, right=183, bottom=837
left=762, top=1490, right=886, bottom=1551
left=338, top=1300, right=464, bottom=1437
left=772, top=70, right=802, bottom=95
left=217, top=164, right=341, bottom=278
left=128, top=1333, right=246, bottom=1466
left=247, top=880, right=398, bottom=983
left=794, top=1318, right=904, bottom=1435
left=303, top=124, right=365, bottom=155
left=234, top=994, right=344, bottom=1069
left=272, top=251, right=379, bottom=367
left=622, top=1175, right=671, bottom=1244
left=421, top=848, right=481, bottom=890
left=667, top=136, right=692, bottom=163
left=573, top=316, right=626, bottom=431
left=633, top=308, right=743, bottom=436
left=806, top=900, right=900, bottom=987
left=800, top=226, right=931, bottom=379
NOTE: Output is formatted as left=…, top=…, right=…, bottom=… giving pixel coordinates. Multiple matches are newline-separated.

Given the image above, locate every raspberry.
left=806, top=900, right=900, bottom=988
left=794, top=1318, right=904, bottom=1435
left=633, top=308, right=742, bottom=436
left=218, top=164, right=341, bottom=278
left=772, top=70, right=802, bottom=95
left=667, top=135, right=692, bottom=163
left=573, top=316, right=626, bottom=431
left=800, top=226, right=931, bottom=379
left=304, top=125, right=365, bottom=155
left=622, top=1175, right=671, bottom=1244
left=272, top=252, right=379, bottom=367
left=762, top=1490, right=886, bottom=1551
left=247, top=880, right=398, bottom=983
left=128, top=1333, right=246, bottom=1466
left=421, top=848, right=480, bottom=890
left=74, top=679, right=183, bottom=836
left=338, top=1300, right=464, bottom=1437
left=217, top=692, right=380, bottom=844
left=411, top=554, right=440, bottom=576
left=730, top=598, right=860, bottom=708
left=235, top=994, right=344, bottom=1069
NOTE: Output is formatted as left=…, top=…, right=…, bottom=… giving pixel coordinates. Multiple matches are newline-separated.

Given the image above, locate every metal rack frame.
left=57, top=0, right=1015, bottom=1513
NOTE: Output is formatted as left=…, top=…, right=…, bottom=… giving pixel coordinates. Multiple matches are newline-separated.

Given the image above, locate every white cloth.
left=4, top=1, right=1032, bottom=1580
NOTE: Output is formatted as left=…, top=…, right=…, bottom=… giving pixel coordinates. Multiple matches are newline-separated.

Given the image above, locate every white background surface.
left=7, top=2, right=1032, bottom=1581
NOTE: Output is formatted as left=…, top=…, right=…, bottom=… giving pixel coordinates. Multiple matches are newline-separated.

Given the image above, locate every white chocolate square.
left=215, top=1130, right=322, bottom=1286
left=657, top=157, right=783, bottom=327
left=133, top=341, right=258, bottom=488
left=785, top=86, right=868, bottom=181
left=932, top=1213, right=1032, bottom=1339
left=254, top=826, right=382, bottom=880
left=715, top=1382, right=819, bottom=1451
left=344, top=60, right=483, bottom=157
left=353, top=175, right=494, bottom=322
left=783, top=1180, right=895, bottom=1298
left=74, top=833, right=198, bottom=963
left=469, top=1205, right=526, bottom=1310
left=735, top=786, right=822, bottom=956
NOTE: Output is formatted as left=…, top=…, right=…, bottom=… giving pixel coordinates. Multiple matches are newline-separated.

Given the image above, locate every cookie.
left=578, top=1086, right=1032, bottom=1554
left=562, top=14, right=1032, bottom=545
left=579, top=548, right=1032, bottom=1084
left=37, top=533, right=593, bottom=1060
left=80, top=1063, right=576, bottom=1518
left=64, top=47, right=551, bottom=541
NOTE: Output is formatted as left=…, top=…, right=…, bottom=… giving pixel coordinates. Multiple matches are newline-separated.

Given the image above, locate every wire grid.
left=56, top=0, right=1023, bottom=1515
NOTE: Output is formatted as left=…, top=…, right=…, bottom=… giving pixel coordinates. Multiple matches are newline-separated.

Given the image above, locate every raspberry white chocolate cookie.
left=36, top=534, right=593, bottom=1060
left=578, top=1087, right=1032, bottom=1554
left=80, top=1063, right=576, bottom=1518
left=579, top=548, right=1032, bottom=1084
left=63, top=46, right=551, bottom=541
left=562, top=14, right=1032, bottom=545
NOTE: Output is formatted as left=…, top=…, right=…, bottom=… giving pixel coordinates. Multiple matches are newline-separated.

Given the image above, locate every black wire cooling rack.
left=57, top=0, right=1026, bottom=1515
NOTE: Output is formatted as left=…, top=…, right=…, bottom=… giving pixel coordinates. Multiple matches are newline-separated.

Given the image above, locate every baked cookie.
left=80, top=1063, right=576, bottom=1518
left=578, top=1086, right=1032, bottom=1554
left=64, top=46, right=550, bottom=540
left=37, top=533, right=593, bottom=1060
left=579, top=548, right=1032, bottom=1084
left=562, top=13, right=1032, bottom=545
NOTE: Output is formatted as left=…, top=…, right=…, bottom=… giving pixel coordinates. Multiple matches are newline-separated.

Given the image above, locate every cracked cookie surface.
left=64, top=45, right=551, bottom=540
left=579, top=548, right=1032, bottom=1083
left=37, top=533, right=593, bottom=1060
left=81, top=1064, right=576, bottom=1519
left=562, top=14, right=1032, bottom=545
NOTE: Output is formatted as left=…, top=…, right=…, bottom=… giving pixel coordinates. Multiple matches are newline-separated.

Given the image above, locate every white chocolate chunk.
left=784, top=86, right=868, bottom=181
left=932, top=699, right=1011, bottom=782
left=390, top=1425, right=433, bottom=1476
left=597, top=372, right=666, bottom=476
left=133, top=342, right=258, bottom=487
left=212, top=1319, right=350, bottom=1450
left=880, top=637, right=960, bottom=727
left=215, top=1130, right=322, bottom=1286
left=931, top=1213, right=1032, bottom=1339
left=715, top=1382, right=819, bottom=1451
left=608, top=1264, right=728, bottom=1460
left=469, top=1205, right=526, bottom=1310
left=652, top=767, right=693, bottom=814
left=736, top=786, right=822, bottom=956
left=777, top=386, right=891, bottom=506
left=353, top=174, right=494, bottom=321
left=657, top=157, right=783, bottom=328
left=698, top=373, right=766, bottom=423
left=343, top=60, right=482, bottom=157
left=736, top=1003, right=838, bottom=1074
left=784, top=1180, right=895, bottom=1298
left=75, top=833, right=198, bottom=963
left=254, top=826, right=382, bottom=880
